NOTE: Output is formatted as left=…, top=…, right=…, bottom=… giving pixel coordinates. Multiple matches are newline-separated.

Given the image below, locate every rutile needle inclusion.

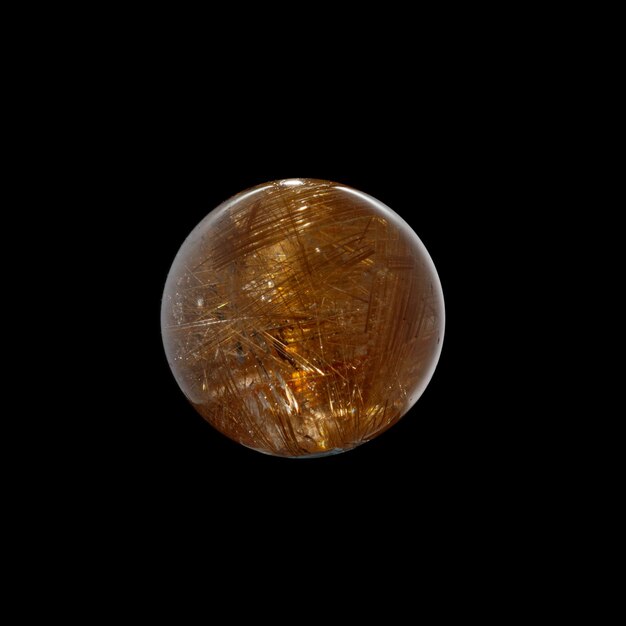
left=161, top=179, right=444, bottom=458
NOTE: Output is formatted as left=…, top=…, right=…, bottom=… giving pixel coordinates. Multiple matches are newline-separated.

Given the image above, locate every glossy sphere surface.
left=161, top=179, right=444, bottom=457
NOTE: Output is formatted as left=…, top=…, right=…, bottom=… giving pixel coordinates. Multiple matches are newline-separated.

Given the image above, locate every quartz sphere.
left=161, top=179, right=444, bottom=458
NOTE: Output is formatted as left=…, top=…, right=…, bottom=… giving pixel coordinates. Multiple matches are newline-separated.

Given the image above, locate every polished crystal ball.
left=161, top=179, right=444, bottom=457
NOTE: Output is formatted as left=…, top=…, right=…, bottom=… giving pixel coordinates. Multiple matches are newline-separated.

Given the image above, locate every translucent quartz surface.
left=161, top=179, right=444, bottom=457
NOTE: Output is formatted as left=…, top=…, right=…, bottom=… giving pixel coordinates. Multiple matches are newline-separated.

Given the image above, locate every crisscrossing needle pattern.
left=161, top=179, right=444, bottom=457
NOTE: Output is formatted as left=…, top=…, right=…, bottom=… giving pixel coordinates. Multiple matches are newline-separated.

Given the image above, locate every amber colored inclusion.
left=161, top=179, right=444, bottom=457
